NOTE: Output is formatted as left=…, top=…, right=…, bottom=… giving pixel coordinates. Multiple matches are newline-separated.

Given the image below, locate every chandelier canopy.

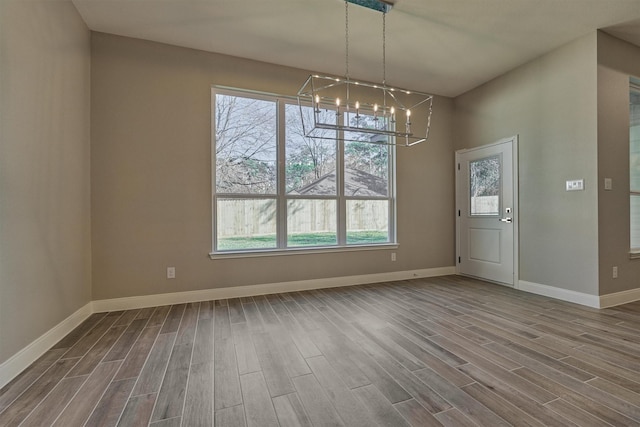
left=297, top=0, right=434, bottom=147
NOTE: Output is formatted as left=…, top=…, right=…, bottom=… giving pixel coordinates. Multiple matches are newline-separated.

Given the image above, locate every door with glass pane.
left=456, top=137, right=518, bottom=286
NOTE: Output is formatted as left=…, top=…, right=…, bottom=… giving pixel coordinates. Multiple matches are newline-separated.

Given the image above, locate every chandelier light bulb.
left=336, top=98, right=341, bottom=107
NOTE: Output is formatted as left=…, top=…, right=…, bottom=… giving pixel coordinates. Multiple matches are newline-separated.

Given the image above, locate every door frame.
left=455, top=135, right=519, bottom=286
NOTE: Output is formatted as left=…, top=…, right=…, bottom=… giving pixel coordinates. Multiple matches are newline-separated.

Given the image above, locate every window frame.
left=210, top=86, right=397, bottom=258
left=630, top=78, right=640, bottom=257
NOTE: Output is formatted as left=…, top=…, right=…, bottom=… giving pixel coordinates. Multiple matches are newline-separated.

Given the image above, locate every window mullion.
left=338, top=130, right=347, bottom=245
left=277, top=98, right=287, bottom=249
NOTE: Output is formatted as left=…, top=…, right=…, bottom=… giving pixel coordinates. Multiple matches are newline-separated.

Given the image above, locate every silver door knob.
left=499, top=217, right=513, bottom=223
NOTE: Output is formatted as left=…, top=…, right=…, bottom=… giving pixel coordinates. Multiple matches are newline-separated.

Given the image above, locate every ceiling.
left=72, top=0, right=640, bottom=97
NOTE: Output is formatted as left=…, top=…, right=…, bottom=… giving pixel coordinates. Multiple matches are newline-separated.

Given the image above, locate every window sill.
left=630, top=251, right=640, bottom=260
left=209, top=243, right=399, bottom=260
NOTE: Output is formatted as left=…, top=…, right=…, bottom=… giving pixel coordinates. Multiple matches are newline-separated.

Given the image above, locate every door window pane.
left=215, top=94, right=277, bottom=194
left=216, top=198, right=277, bottom=250
left=287, top=199, right=337, bottom=247
left=285, top=104, right=337, bottom=195
left=470, top=155, right=500, bottom=216
left=346, top=200, right=389, bottom=244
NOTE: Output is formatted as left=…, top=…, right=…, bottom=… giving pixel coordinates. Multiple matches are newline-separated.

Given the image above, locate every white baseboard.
left=518, top=280, right=601, bottom=308
left=0, top=266, right=452, bottom=388
left=599, top=287, right=640, bottom=308
left=1, top=268, right=452, bottom=388
left=0, top=302, right=93, bottom=389
left=92, top=266, right=456, bottom=312
left=519, top=280, right=640, bottom=308
left=4, top=268, right=634, bottom=391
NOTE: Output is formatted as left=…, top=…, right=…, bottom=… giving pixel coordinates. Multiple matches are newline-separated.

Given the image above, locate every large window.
left=212, top=88, right=395, bottom=254
left=631, top=79, right=640, bottom=253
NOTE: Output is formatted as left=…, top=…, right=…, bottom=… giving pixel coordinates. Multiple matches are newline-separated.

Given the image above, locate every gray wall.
left=597, top=32, right=640, bottom=295
left=90, top=33, right=456, bottom=301
left=454, top=33, right=600, bottom=295
left=0, top=1, right=91, bottom=364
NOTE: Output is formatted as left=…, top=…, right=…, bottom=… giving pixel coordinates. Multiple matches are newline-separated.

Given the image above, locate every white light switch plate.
left=604, top=178, right=612, bottom=190
left=566, top=179, right=584, bottom=191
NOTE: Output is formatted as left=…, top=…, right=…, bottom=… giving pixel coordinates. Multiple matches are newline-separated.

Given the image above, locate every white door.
left=456, top=136, right=518, bottom=286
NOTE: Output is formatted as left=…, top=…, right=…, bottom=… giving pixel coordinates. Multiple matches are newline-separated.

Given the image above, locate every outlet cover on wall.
left=167, top=267, right=176, bottom=279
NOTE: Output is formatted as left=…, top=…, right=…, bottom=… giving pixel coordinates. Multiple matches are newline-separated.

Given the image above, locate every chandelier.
left=297, top=0, right=433, bottom=147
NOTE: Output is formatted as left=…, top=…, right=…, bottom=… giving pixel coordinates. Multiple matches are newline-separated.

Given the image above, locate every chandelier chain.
left=383, top=11, right=386, bottom=86
left=345, top=0, right=349, bottom=79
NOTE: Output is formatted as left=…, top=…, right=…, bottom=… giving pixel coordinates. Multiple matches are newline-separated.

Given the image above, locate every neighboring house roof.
left=291, top=168, right=387, bottom=196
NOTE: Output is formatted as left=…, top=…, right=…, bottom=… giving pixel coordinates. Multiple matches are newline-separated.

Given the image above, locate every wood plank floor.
left=2, top=275, right=640, bottom=426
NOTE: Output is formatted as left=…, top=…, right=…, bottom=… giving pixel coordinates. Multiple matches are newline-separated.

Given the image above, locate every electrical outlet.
left=612, top=266, right=618, bottom=279
left=167, top=267, right=176, bottom=279
left=391, top=252, right=397, bottom=262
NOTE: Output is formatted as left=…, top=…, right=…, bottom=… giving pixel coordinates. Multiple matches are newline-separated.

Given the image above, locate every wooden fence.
left=217, top=199, right=388, bottom=237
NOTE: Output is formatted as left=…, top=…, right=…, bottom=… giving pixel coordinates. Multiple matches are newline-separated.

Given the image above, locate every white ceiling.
left=72, top=0, right=640, bottom=97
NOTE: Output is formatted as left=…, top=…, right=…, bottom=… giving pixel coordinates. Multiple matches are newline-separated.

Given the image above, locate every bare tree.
left=470, top=156, right=500, bottom=198
left=215, top=97, right=389, bottom=195
left=344, top=114, right=389, bottom=180
left=215, top=95, right=277, bottom=194
left=285, top=105, right=337, bottom=193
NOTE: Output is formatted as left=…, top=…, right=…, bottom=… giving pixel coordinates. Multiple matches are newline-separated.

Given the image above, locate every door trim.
left=455, top=135, right=519, bottom=287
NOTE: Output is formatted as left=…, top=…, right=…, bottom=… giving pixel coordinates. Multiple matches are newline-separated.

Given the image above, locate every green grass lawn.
left=218, top=230, right=388, bottom=251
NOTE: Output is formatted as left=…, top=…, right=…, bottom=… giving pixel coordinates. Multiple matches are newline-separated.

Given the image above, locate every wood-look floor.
left=2, top=275, right=640, bottom=426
